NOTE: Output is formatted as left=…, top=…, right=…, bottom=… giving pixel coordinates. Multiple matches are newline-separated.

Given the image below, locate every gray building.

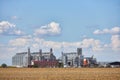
left=12, top=52, right=27, bottom=67
left=62, top=48, right=84, bottom=67
left=61, top=48, right=97, bottom=67
left=12, top=47, right=97, bottom=67
left=12, top=48, right=56, bottom=67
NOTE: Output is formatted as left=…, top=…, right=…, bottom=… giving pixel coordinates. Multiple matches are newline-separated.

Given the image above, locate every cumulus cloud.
left=81, top=39, right=103, bottom=51
left=93, top=27, right=120, bottom=35
left=0, top=21, right=15, bottom=33
left=9, top=36, right=31, bottom=47
left=111, top=35, right=120, bottom=51
left=33, top=38, right=103, bottom=51
left=8, top=36, right=104, bottom=52
left=93, top=26, right=120, bottom=51
left=0, top=21, right=24, bottom=36
left=34, top=22, right=61, bottom=36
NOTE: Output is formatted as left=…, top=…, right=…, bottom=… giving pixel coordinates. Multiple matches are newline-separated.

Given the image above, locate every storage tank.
left=83, top=59, right=88, bottom=66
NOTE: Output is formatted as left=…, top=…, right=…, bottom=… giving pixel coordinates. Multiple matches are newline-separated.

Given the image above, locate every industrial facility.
left=61, top=48, right=97, bottom=67
left=12, top=48, right=58, bottom=67
left=12, top=48, right=97, bottom=68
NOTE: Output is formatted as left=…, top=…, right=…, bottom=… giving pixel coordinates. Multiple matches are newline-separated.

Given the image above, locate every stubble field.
left=0, top=68, right=120, bottom=80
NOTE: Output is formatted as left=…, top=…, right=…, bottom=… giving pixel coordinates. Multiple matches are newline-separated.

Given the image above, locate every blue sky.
left=0, top=0, right=120, bottom=65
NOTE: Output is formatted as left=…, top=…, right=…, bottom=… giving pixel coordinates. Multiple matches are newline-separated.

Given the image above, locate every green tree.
left=1, top=63, right=7, bottom=68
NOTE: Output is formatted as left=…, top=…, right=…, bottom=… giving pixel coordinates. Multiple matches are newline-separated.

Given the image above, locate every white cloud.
left=8, top=36, right=104, bottom=53
left=81, top=38, right=103, bottom=51
left=0, top=21, right=15, bottom=33
left=9, top=37, right=30, bottom=47
left=0, top=44, right=16, bottom=60
left=93, top=29, right=102, bottom=34
left=32, top=38, right=103, bottom=52
left=93, top=26, right=120, bottom=51
left=13, top=29, right=24, bottom=35
left=34, top=22, right=61, bottom=36
left=111, top=35, right=120, bottom=51
left=111, top=27, right=120, bottom=34
left=0, top=21, right=24, bottom=36
left=42, top=41, right=62, bottom=49
left=93, top=27, right=120, bottom=35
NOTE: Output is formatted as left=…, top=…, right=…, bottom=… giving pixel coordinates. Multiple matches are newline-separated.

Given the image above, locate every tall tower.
left=77, top=48, right=82, bottom=55
left=39, top=49, right=42, bottom=61
left=27, top=47, right=31, bottom=66
left=77, top=48, right=83, bottom=67
left=50, top=48, right=53, bottom=55
left=63, top=54, right=68, bottom=67
left=39, top=49, right=42, bottom=56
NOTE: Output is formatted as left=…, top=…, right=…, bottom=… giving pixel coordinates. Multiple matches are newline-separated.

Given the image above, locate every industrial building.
left=12, top=48, right=97, bottom=68
left=61, top=48, right=97, bottom=67
left=12, top=48, right=58, bottom=67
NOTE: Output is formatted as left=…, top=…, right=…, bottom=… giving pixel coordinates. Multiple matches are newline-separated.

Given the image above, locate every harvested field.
left=0, top=68, right=120, bottom=80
